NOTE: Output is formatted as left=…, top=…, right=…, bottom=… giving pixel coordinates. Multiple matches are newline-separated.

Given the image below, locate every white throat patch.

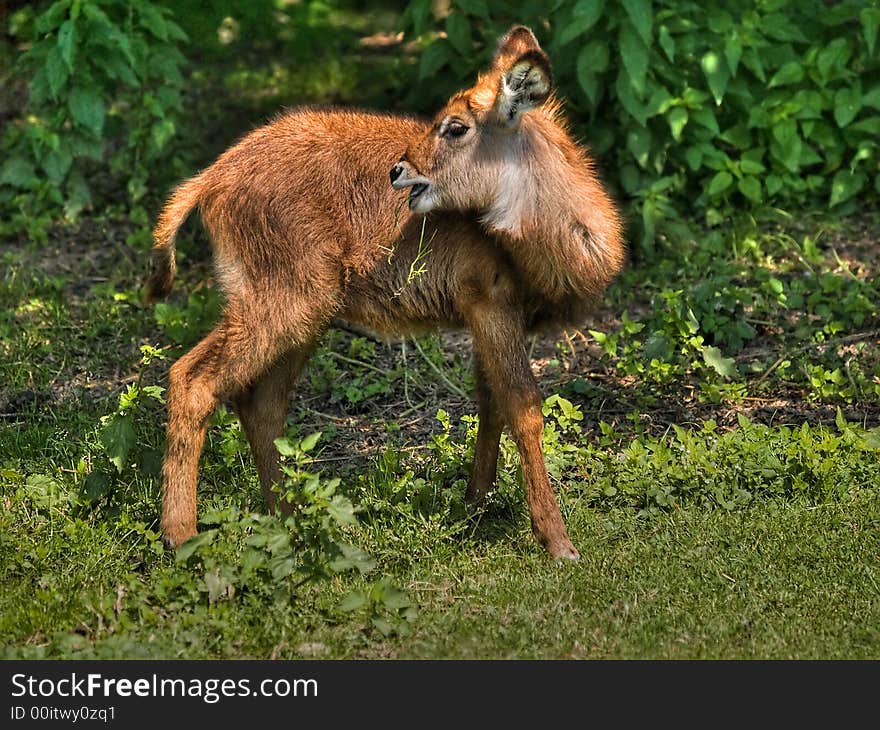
left=481, top=145, right=531, bottom=234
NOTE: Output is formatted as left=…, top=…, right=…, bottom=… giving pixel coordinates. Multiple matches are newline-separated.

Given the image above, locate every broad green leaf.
left=771, top=135, right=803, bottom=173
left=241, top=547, right=267, bottom=573
left=834, top=87, right=862, bottom=128
left=772, top=119, right=797, bottom=146
left=174, top=529, right=217, bottom=562
left=101, top=413, right=136, bottom=472
left=766, top=175, right=783, bottom=196
left=707, top=11, right=733, bottom=34
left=768, top=61, right=804, bottom=88
left=707, top=170, right=733, bottom=197
left=46, top=45, right=68, bottom=97
left=658, top=25, right=674, bottom=62
left=849, top=116, right=880, bottom=135
left=738, top=176, right=762, bottom=203
left=445, top=13, right=471, bottom=56
left=577, top=39, right=610, bottom=75
left=666, top=107, right=688, bottom=141
left=557, top=0, right=606, bottom=46
left=643, top=332, right=672, bottom=362
left=42, top=148, right=73, bottom=185
left=577, top=71, right=600, bottom=106
left=165, top=19, right=189, bottom=43
left=817, top=39, right=850, bottom=82
left=622, top=0, right=652, bottom=46
left=83, top=469, right=111, bottom=503
left=793, top=90, right=825, bottom=119
left=68, top=86, right=105, bottom=137
left=408, top=0, right=431, bottom=34
left=829, top=170, right=865, bottom=207
left=36, top=1, right=69, bottom=33
left=274, top=437, right=297, bottom=457
left=645, top=84, right=674, bottom=117
left=724, top=37, right=741, bottom=77
left=576, top=42, right=608, bottom=106
left=684, top=145, right=703, bottom=171
left=797, top=142, right=822, bottom=167
left=327, top=496, right=357, bottom=526
left=300, top=431, right=322, bottom=452
left=378, top=583, right=411, bottom=610
left=861, top=8, right=880, bottom=56
left=702, top=346, right=737, bottom=378
left=690, top=106, right=719, bottom=134
left=720, top=122, right=750, bottom=149
left=0, top=157, right=37, bottom=188
left=627, top=126, right=652, bottom=168
left=138, top=3, right=168, bottom=40
left=701, top=51, right=729, bottom=105
left=620, top=23, right=648, bottom=96
left=150, top=119, right=175, bottom=151
left=329, top=544, right=376, bottom=575
left=864, top=85, right=880, bottom=110
left=57, top=19, right=77, bottom=68
left=337, top=591, right=367, bottom=612
left=741, top=48, right=766, bottom=82
left=762, top=13, right=807, bottom=43
left=615, top=69, right=648, bottom=125
left=269, top=555, right=295, bottom=580
left=102, top=54, right=139, bottom=87
left=740, top=158, right=765, bottom=175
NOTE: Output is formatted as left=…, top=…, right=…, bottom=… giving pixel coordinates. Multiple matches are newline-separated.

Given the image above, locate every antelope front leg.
left=467, top=304, right=579, bottom=560
left=466, top=361, right=504, bottom=506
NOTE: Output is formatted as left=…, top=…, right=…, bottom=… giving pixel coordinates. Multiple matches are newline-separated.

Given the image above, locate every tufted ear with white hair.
left=490, top=26, right=553, bottom=128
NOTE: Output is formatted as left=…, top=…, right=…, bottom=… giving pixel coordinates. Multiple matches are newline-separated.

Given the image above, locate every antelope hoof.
left=161, top=522, right=197, bottom=549
left=550, top=540, right=580, bottom=561
left=464, top=482, right=492, bottom=508
left=541, top=533, right=580, bottom=561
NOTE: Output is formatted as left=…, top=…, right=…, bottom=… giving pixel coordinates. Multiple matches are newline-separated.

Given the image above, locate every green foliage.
left=402, top=0, right=880, bottom=253
left=587, top=222, right=880, bottom=403
left=159, top=431, right=414, bottom=634
left=154, top=287, right=223, bottom=347
left=0, top=0, right=188, bottom=224
left=581, top=412, right=880, bottom=511
left=308, top=335, right=402, bottom=408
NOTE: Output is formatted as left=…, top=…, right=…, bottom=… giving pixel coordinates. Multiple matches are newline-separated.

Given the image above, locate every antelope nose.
left=390, top=164, right=404, bottom=184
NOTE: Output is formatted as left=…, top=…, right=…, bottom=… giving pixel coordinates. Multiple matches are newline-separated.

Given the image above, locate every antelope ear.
left=491, top=27, right=553, bottom=127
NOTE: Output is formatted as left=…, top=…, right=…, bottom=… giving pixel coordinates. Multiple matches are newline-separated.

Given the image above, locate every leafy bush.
left=0, top=0, right=188, bottom=226
left=402, top=0, right=880, bottom=253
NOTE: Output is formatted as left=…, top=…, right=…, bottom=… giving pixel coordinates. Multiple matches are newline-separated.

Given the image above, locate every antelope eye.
left=443, top=120, right=469, bottom=138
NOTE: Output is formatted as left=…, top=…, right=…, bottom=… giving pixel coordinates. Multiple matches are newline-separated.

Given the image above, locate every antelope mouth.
left=409, top=183, right=428, bottom=203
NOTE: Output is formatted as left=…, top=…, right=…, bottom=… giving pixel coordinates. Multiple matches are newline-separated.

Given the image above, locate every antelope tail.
left=142, top=174, right=205, bottom=303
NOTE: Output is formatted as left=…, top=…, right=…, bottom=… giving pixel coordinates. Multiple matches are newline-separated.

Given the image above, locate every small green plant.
left=88, top=343, right=167, bottom=503
left=337, top=576, right=418, bottom=637
left=165, top=432, right=394, bottom=609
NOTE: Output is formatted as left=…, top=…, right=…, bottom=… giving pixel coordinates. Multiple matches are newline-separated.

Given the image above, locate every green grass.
left=2, top=474, right=878, bottom=659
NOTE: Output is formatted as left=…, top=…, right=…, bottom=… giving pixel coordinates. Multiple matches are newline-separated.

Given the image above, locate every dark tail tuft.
left=141, top=174, right=204, bottom=305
